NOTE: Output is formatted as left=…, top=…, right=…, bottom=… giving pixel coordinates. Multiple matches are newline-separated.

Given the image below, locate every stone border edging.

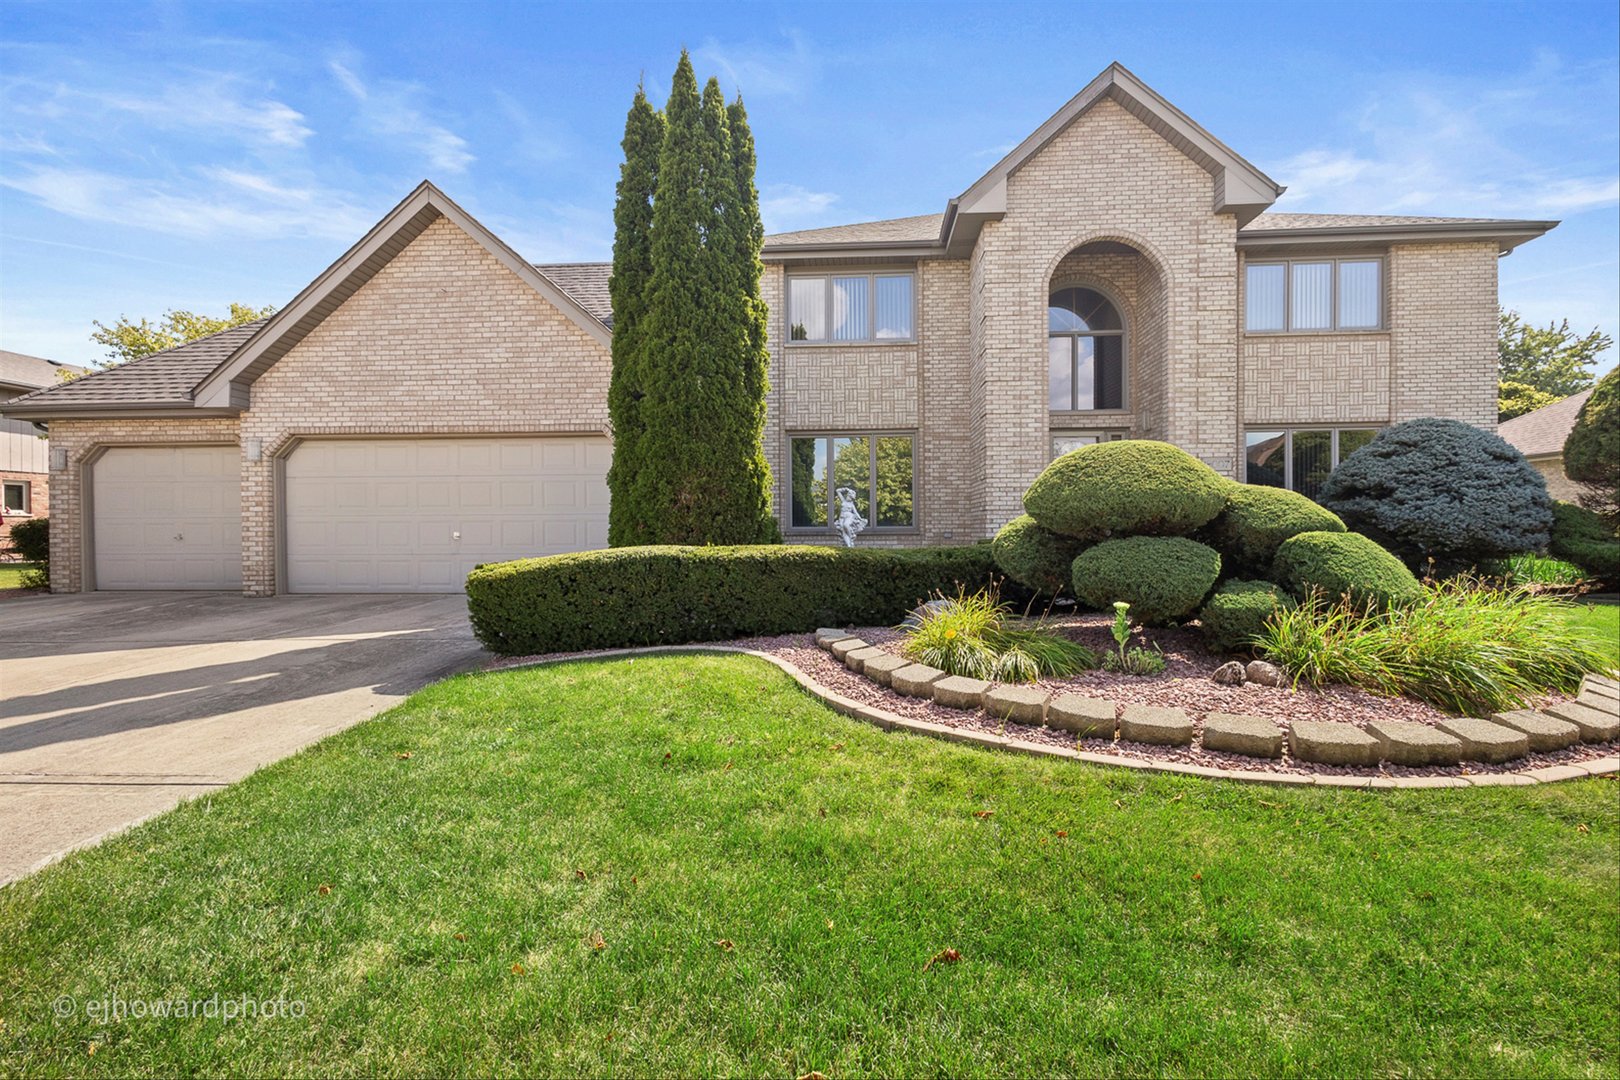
left=490, top=645, right=1619, bottom=790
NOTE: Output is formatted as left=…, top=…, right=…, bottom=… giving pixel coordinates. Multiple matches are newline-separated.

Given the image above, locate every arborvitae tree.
left=625, top=53, right=776, bottom=543
left=606, top=85, right=664, bottom=546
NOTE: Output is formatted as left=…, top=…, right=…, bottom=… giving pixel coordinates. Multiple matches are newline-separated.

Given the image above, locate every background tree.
left=1563, top=367, right=1619, bottom=524
left=605, top=85, right=665, bottom=546
left=623, top=52, right=775, bottom=544
left=88, top=303, right=275, bottom=370
left=1498, top=308, right=1612, bottom=420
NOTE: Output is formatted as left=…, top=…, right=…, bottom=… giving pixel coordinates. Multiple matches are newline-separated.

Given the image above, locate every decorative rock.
left=1211, top=661, right=1246, bottom=685
left=1489, top=709, right=1582, bottom=752
left=1119, top=705, right=1194, bottom=746
left=1435, top=718, right=1530, bottom=763
left=1244, top=660, right=1286, bottom=687
left=889, top=663, right=946, bottom=698
left=830, top=637, right=869, bottom=661
left=1365, top=720, right=1463, bottom=766
left=984, top=685, right=1050, bottom=724
left=932, top=675, right=991, bottom=710
left=844, top=646, right=886, bottom=673
left=1047, top=694, right=1117, bottom=738
left=901, top=599, right=954, bottom=629
left=815, top=628, right=854, bottom=650
left=1202, top=713, right=1285, bottom=758
left=861, top=653, right=911, bottom=687
left=1543, top=701, right=1620, bottom=743
left=1288, top=721, right=1379, bottom=766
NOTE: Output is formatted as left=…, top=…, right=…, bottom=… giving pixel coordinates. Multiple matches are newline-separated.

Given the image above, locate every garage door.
left=92, top=446, right=243, bottom=590
left=284, top=437, right=610, bottom=593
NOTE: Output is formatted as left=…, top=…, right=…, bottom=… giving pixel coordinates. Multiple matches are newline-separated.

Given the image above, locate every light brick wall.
left=1242, top=336, right=1392, bottom=424
left=0, top=469, right=48, bottom=546
left=1528, top=455, right=1584, bottom=503
left=41, top=417, right=241, bottom=593
left=1389, top=241, right=1499, bottom=430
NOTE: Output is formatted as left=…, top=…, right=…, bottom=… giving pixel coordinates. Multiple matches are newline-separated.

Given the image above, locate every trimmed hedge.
left=1272, top=530, right=1422, bottom=610
left=1207, top=484, right=1345, bottom=573
left=1549, top=501, right=1620, bottom=585
left=1199, top=579, right=1296, bottom=654
left=1023, top=440, right=1228, bottom=540
left=991, top=514, right=1087, bottom=597
left=465, top=544, right=998, bottom=656
left=1071, top=536, right=1222, bottom=625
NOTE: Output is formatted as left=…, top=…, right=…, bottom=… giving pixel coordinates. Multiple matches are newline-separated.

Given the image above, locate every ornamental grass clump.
left=902, top=588, right=1096, bottom=683
left=1255, top=578, right=1618, bottom=714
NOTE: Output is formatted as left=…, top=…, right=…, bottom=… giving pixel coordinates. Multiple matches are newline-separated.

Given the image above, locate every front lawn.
left=1560, top=601, right=1620, bottom=667
left=2, top=655, right=1615, bottom=1076
left=0, top=561, right=41, bottom=589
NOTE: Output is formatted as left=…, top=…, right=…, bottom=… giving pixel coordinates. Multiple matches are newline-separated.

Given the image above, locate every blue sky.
left=2, top=0, right=1616, bottom=371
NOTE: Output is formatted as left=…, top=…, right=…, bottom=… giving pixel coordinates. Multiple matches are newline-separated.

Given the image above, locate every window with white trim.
left=787, top=273, right=914, bottom=343
left=789, top=434, right=915, bottom=529
left=1245, top=258, right=1383, bottom=332
left=1245, top=428, right=1379, bottom=500
left=2, top=480, right=29, bottom=514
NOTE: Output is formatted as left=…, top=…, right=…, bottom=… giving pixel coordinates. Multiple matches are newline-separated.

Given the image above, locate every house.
left=0, top=349, right=85, bottom=546
left=1499, top=388, right=1595, bottom=501
left=0, top=62, right=1557, bottom=595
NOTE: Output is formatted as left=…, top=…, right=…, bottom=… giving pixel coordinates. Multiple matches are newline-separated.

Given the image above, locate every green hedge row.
left=466, top=544, right=999, bottom=656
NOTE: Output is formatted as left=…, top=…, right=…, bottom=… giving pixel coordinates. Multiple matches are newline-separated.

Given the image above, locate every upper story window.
left=1245, top=258, right=1382, bottom=333
left=1048, top=286, right=1125, bottom=411
left=788, top=273, right=914, bottom=343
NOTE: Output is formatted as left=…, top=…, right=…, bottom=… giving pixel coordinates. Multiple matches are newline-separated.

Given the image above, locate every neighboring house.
left=0, top=349, right=85, bottom=546
left=1499, top=388, right=1595, bottom=501
left=1, top=62, right=1557, bottom=595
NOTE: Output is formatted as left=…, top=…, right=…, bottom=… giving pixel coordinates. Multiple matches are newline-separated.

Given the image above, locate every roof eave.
left=762, top=239, right=945, bottom=263
left=0, top=401, right=242, bottom=422
left=1237, top=219, right=1559, bottom=254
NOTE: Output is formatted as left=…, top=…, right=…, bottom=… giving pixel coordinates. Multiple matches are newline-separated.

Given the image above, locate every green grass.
left=2, top=654, right=1616, bottom=1077
left=0, top=561, right=41, bottom=589
left=1559, top=601, right=1620, bottom=668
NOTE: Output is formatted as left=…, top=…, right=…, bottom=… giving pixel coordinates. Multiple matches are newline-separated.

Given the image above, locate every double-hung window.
left=1245, top=428, right=1379, bottom=500
left=788, top=273, right=914, bottom=343
left=1245, top=258, right=1382, bottom=332
left=789, top=433, right=915, bottom=529
left=1, top=480, right=27, bottom=514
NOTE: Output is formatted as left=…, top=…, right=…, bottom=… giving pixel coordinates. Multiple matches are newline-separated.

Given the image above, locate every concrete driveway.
left=0, top=592, right=487, bottom=885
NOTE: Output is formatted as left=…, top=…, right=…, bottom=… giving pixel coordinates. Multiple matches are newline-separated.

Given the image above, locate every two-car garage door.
left=89, top=437, right=610, bottom=593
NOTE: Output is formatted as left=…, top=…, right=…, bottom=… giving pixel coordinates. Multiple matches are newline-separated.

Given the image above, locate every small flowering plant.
left=1103, top=600, right=1166, bottom=677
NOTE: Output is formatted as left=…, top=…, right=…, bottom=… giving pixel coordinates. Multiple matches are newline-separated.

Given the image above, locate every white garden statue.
left=833, top=487, right=867, bottom=547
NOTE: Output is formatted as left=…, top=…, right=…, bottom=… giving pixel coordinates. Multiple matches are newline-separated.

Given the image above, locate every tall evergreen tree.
left=626, top=53, right=776, bottom=543
left=606, top=85, right=664, bottom=546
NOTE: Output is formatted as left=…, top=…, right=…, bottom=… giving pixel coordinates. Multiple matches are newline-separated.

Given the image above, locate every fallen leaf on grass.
left=589, top=932, right=607, bottom=950
left=818, top=808, right=826, bottom=818
left=826, top=919, right=834, bottom=930
left=724, top=762, right=734, bottom=771
left=395, top=751, right=413, bottom=760
left=1258, top=799, right=1281, bottom=808
left=511, top=963, right=526, bottom=975
left=1193, top=872, right=1203, bottom=881
left=1054, top=830, right=1069, bottom=838
left=317, top=884, right=331, bottom=896
left=88, top=1043, right=97, bottom=1056
left=454, top=932, right=467, bottom=942
left=715, top=938, right=735, bottom=952
left=973, top=810, right=994, bottom=819
left=1113, top=799, right=1125, bottom=809
left=1578, top=823, right=1591, bottom=834
left=575, top=869, right=588, bottom=881
left=1170, top=794, right=1182, bottom=802
left=798, top=1072, right=828, bottom=1080
left=830, top=742, right=845, bottom=752
left=923, top=948, right=961, bottom=972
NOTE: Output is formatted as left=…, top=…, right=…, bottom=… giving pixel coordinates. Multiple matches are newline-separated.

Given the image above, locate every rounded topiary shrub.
left=991, top=514, right=1088, bottom=597
left=1024, top=440, right=1228, bottom=540
left=1549, top=500, right=1620, bottom=585
left=1318, top=418, right=1553, bottom=570
left=1272, top=530, right=1422, bottom=610
left=1207, top=484, right=1345, bottom=573
left=1071, top=535, right=1222, bottom=625
left=1198, top=579, right=1296, bottom=654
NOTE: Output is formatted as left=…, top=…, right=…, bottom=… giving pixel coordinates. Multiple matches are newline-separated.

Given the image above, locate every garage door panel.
left=93, top=446, right=242, bottom=590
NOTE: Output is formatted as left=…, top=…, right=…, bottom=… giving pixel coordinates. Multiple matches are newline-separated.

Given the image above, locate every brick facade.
left=0, top=470, right=47, bottom=546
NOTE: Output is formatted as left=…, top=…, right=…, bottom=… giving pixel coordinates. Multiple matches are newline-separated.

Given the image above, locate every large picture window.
left=1245, top=427, right=1378, bottom=500
left=789, top=433, right=915, bottom=529
left=1048, top=287, right=1125, bottom=411
left=788, top=273, right=914, bottom=343
left=1245, top=258, right=1383, bottom=332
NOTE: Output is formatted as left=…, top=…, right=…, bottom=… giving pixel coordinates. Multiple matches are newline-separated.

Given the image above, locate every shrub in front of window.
left=1318, top=418, right=1553, bottom=571
left=7, top=516, right=48, bottom=588
left=1024, top=440, right=1227, bottom=540
left=1070, top=536, right=1222, bottom=625
left=1204, top=483, right=1345, bottom=575
left=1271, top=530, right=1421, bottom=611
left=1198, top=579, right=1296, bottom=654
left=464, top=544, right=998, bottom=655
left=991, top=514, right=1088, bottom=598
left=1548, top=501, right=1620, bottom=586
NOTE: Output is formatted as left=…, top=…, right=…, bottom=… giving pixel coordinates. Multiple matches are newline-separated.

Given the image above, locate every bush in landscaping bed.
left=1198, top=579, right=1296, bottom=654
left=991, top=514, right=1088, bottom=597
left=1023, top=440, right=1228, bottom=540
left=1204, top=484, right=1345, bottom=574
left=1548, top=501, right=1620, bottom=585
left=465, top=544, right=999, bottom=655
left=1273, top=530, right=1422, bottom=610
left=1318, top=417, right=1553, bottom=570
left=7, top=517, right=48, bottom=587
left=902, top=588, right=1096, bottom=682
left=1070, top=536, right=1221, bottom=625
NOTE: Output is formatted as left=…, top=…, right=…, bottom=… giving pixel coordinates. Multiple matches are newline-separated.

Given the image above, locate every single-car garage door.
left=284, top=436, right=610, bottom=593
left=92, top=445, right=243, bottom=590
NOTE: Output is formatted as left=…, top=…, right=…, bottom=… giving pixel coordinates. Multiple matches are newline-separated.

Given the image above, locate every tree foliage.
left=1497, top=308, right=1611, bottom=413
left=614, top=52, right=776, bottom=544
left=1563, top=368, right=1620, bottom=523
left=88, top=303, right=275, bottom=370
left=1497, top=380, right=1561, bottom=422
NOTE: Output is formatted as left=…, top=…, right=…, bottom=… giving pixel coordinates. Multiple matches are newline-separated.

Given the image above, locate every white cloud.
left=328, top=58, right=473, bottom=174
left=694, top=30, right=818, bottom=99
left=759, top=183, right=839, bottom=233
left=5, top=74, right=313, bottom=150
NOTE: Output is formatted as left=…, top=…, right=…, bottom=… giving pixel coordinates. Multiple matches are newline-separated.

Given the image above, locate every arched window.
left=1048, top=287, right=1125, bottom=411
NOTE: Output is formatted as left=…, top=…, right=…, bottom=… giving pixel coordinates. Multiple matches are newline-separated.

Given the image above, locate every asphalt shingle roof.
left=1498, top=389, right=1594, bottom=458
left=1240, top=212, right=1529, bottom=232
left=3, top=321, right=268, bottom=408
left=764, top=213, right=946, bottom=248
left=0, top=349, right=86, bottom=395
left=533, top=263, right=612, bottom=327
